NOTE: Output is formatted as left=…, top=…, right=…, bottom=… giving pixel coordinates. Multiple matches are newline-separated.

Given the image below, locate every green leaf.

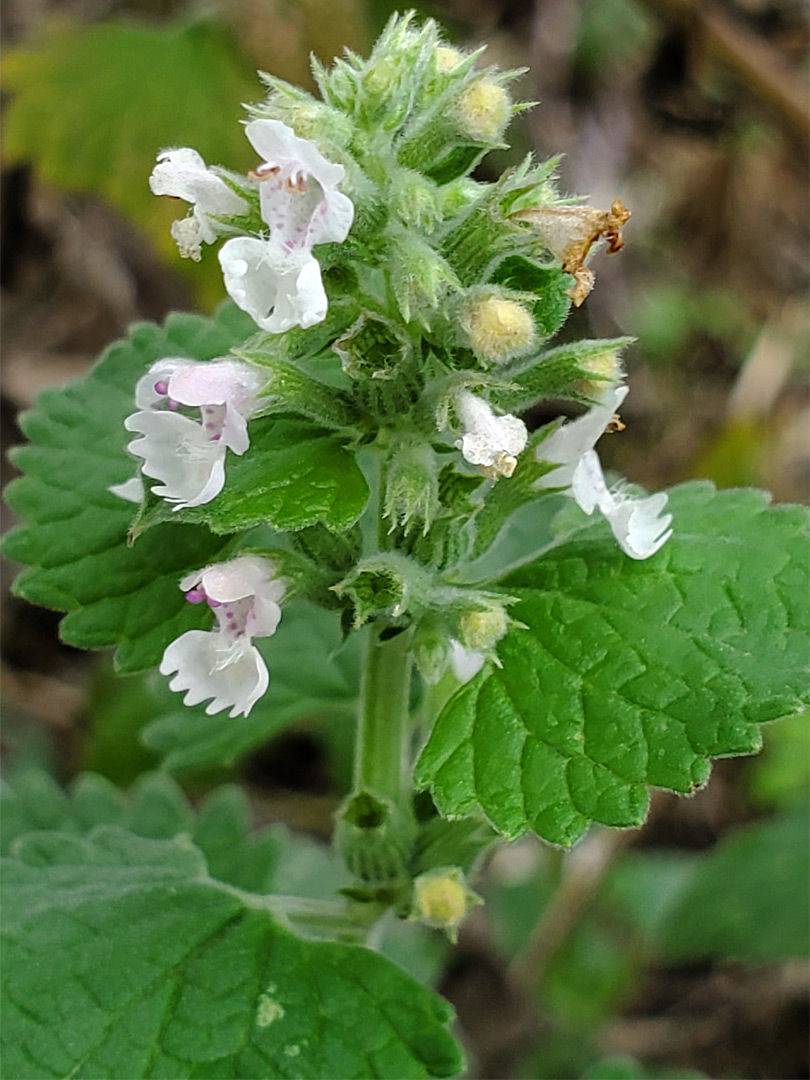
left=416, top=484, right=810, bottom=845
left=134, top=419, right=368, bottom=536
left=1, top=828, right=462, bottom=1080
left=3, top=304, right=256, bottom=673
left=1, top=767, right=324, bottom=898
left=659, top=807, right=810, bottom=963
left=142, top=602, right=362, bottom=773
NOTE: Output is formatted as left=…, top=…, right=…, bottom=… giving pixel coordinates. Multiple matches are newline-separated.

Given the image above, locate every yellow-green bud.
left=365, top=57, right=399, bottom=96
left=462, top=292, right=536, bottom=365
left=455, top=79, right=511, bottom=142
left=412, top=868, right=482, bottom=941
left=435, top=46, right=463, bottom=73
left=577, top=349, right=624, bottom=395
left=460, top=606, right=508, bottom=651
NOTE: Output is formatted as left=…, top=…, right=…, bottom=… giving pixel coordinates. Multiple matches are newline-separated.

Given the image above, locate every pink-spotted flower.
left=455, top=390, right=528, bottom=479
left=160, top=555, right=284, bottom=717
left=123, top=358, right=264, bottom=510
left=219, top=119, right=354, bottom=333
left=535, top=385, right=673, bottom=560
left=149, top=148, right=248, bottom=261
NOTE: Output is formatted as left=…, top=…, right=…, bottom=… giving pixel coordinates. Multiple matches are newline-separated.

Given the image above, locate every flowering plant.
left=3, top=14, right=808, bottom=1080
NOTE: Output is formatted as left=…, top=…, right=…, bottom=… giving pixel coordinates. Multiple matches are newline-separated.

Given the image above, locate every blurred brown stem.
left=509, top=827, right=632, bottom=991
left=635, top=0, right=809, bottom=145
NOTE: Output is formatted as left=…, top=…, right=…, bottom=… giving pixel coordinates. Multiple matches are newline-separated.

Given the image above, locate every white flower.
left=246, top=119, right=354, bottom=252
left=124, top=358, right=263, bottom=510
left=160, top=555, right=285, bottom=718
left=149, top=148, right=248, bottom=261
left=536, top=385, right=673, bottom=560
left=455, top=390, right=528, bottom=478
left=218, top=238, right=327, bottom=333
left=218, top=120, right=354, bottom=333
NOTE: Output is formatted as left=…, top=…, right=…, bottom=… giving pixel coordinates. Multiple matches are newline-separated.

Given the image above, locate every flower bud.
left=393, top=169, right=442, bottom=231
left=389, top=229, right=460, bottom=325
left=461, top=288, right=536, bottom=366
left=454, top=78, right=511, bottom=142
left=413, top=614, right=451, bottom=685
left=384, top=440, right=440, bottom=535
left=435, top=46, right=464, bottom=73
left=459, top=603, right=509, bottom=651
left=576, top=347, right=624, bottom=396
left=411, top=867, right=482, bottom=941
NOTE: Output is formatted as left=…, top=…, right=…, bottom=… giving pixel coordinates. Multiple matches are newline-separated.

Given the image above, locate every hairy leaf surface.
left=416, top=484, right=810, bottom=845
left=1, top=827, right=461, bottom=1080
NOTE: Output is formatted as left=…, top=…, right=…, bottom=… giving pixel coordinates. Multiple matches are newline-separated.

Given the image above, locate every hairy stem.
left=353, top=621, right=414, bottom=804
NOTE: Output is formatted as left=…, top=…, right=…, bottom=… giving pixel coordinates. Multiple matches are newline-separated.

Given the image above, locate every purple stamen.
left=167, top=399, right=179, bottom=411
left=206, top=597, right=222, bottom=608
left=154, top=380, right=169, bottom=395
left=185, top=588, right=206, bottom=604
left=211, top=433, right=222, bottom=441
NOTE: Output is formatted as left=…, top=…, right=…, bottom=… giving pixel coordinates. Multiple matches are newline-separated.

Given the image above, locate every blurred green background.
left=1, top=1, right=807, bottom=1078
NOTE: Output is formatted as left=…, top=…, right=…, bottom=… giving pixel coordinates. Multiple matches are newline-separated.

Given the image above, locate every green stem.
left=353, top=622, right=414, bottom=804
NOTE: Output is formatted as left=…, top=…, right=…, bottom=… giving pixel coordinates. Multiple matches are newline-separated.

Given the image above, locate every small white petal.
left=534, top=385, right=672, bottom=560
left=160, top=630, right=269, bottom=717
left=570, top=449, right=612, bottom=516
left=108, top=476, right=144, bottom=503
left=449, top=640, right=486, bottom=683
left=150, top=148, right=246, bottom=250
left=455, top=391, right=528, bottom=477
left=244, top=120, right=354, bottom=253
left=245, top=119, right=346, bottom=192
left=536, top=385, right=628, bottom=490
left=603, top=492, right=673, bottom=560
left=166, top=360, right=263, bottom=455
left=124, top=411, right=226, bottom=508
left=197, top=555, right=278, bottom=604
left=170, top=217, right=204, bottom=261
left=133, top=358, right=186, bottom=410
left=219, top=237, right=327, bottom=333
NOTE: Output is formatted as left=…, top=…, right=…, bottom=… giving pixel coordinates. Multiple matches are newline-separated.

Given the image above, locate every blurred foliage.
left=581, top=1056, right=706, bottom=1079
left=660, top=805, right=810, bottom=963
left=634, top=284, right=756, bottom=369
left=747, top=709, right=810, bottom=810
left=3, top=17, right=258, bottom=308
left=573, top=0, right=655, bottom=78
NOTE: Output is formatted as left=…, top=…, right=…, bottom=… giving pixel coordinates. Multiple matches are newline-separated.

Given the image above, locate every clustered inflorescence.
left=114, top=13, right=672, bottom=719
